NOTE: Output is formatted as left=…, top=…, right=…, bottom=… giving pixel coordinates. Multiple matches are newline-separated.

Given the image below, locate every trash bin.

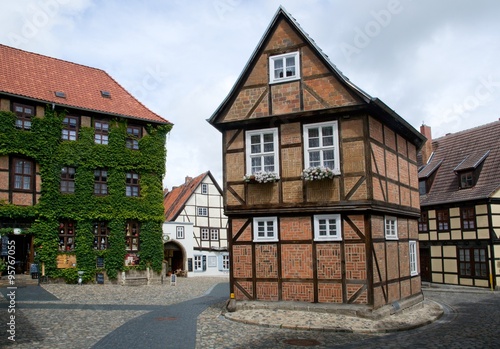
left=30, top=263, right=39, bottom=279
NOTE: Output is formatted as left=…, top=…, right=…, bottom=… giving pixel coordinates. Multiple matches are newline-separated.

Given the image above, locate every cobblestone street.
left=0, top=277, right=499, bottom=348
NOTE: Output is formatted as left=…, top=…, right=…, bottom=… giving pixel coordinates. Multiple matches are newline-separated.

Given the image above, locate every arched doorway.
left=163, top=241, right=186, bottom=276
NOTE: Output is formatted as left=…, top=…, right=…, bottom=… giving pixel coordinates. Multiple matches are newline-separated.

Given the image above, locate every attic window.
left=100, top=90, right=111, bottom=98
left=55, top=91, right=66, bottom=98
left=269, top=51, right=300, bottom=84
left=454, top=150, right=489, bottom=189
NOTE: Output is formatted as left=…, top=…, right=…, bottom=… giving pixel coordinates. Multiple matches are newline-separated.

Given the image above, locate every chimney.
left=420, top=124, right=433, bottom=164
left=185, top=176, right=193, bottom=184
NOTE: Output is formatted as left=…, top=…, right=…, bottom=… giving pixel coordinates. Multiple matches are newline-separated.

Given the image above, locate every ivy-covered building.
left=0, top=44, right=172, bottom=283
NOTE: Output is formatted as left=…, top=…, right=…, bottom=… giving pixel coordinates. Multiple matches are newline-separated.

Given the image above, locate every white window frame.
left=210, top=229, right=219, bottom=241
left=201, top=228, right=209, bottom=241
left=197, top=207, right=208, bottom=217
left=269, top=51, right=300, bottom=84
left=194, top=255, right=205, bottom=272
left=303, top=121, right=340, bottom=174
left=409, top=240, right=418, bottom=276
left=176, top=226, right=184, bottom=239
left=222, top=254, right=230, bottom=271
left=385, top=216, right=398, bottom=240
left=245, top=128, right=279, bottom=176
left=253, top=217, right=278, bottom=242
left=201, top=183, right=208, bottom=194
left=314, top=214, right=342, bottom=241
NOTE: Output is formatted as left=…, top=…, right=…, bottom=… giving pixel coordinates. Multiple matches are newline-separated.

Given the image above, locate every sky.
left=1, top=0, right=499, bottom=190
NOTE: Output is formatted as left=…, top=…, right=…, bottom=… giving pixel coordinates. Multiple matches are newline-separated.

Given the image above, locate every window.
left=176, top=226, right=184, bottom=239
left=219, top=253, right=230, bottom=271
left=12, top=158, right=33, bottom=191
left=201, top=183, right=208, bottom=194
left=60, top=166, right=76, bottom=194
left=94, top=120, right=109, bottom=144
left=58, top=220, right=75, bottom=252
left=385, top=216, right=398, bottom=240
left=245, top=128, right=279, bottom=175
left=93, top=222, right=109, bottom=250
left=125, top=221, right=140, bottom=252
left=418, top=211, right=429, bottom=232
left=126, top=125, right=141, bottom=150
left=201, top=228, right=209, bottom=241
left=269, top=51, right=300, bottom=83
left=418, top=180, right=427, bottom=195
left=458, top=247, right=488, bottom=278
left=13, top=103, right=33, bottom=130
left=62, top=116, right=78, bottom=141
left=253, top=217, right=278, bottom=242
left=126, top=172, right=140, bottom=197
left=461, top=207, right=476, bottom=230
left=436, top=209, right=449, bottom=231
left=304, top=121, right=340, bottom=174
left=314, top=214, right=342, bottom=241
left=409, top=241, right=418, bottom=276
left=94, top=168, right=108, bottom=195
left=459, top=171, right=474, bottom=189
left=198, top=207, right=208, bottom=216
left=208, top=256, right=217, bottom=267
left=194, top=255, right=206, bottom=272
left=210, top=229, right=219, bottom=241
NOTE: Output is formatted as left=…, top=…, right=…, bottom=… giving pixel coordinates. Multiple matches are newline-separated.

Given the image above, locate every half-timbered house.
left=162, top=172, right=229, bottom=277
left=418, top=121, right=500, bottom=289
left=208, top=7, right=426, bottom=310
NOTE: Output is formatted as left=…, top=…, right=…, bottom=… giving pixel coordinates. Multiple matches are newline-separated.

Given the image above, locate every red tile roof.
left=0, top=44, right=170, bottom=124
left=163, top=172, right=208, bottom=221
left=419, top=120, right=500, bottom=206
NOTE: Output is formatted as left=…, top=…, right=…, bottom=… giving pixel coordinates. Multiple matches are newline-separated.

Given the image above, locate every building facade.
left=418, top=121, right=500, bottom=289
left=209, top=7, right=426, bottom=309
left=0, top=44, right=171, bottom=282
left=162, top=172, right=229, bottom=277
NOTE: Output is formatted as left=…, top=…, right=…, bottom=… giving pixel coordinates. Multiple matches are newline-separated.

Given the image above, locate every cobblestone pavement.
left=0, top=277, right=499, bottom=349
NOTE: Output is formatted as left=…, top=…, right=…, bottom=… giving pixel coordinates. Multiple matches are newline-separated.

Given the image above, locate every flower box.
left=302, top=166, right=335, bottom=181
left=244, top=171, right=280, bottom=184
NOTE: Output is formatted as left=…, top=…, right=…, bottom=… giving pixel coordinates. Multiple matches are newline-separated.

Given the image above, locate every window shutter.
left=202, top=255, right=207, bottom=271
left=188, top=258, right=193, bottom=272
left=218, top=254, right=223, bottom=271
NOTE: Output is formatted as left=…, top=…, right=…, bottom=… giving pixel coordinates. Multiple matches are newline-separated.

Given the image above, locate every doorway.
left=419, top=247, right=431, bottom=282
left=163, top=241, right=185, bottom=275
left=1, top=234, right=34, bottom=274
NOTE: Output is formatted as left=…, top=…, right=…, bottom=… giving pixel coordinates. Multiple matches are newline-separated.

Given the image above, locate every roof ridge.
left=435, top=119, right=500, bottom=141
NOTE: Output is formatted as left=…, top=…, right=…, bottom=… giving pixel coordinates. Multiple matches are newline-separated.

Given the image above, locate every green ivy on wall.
left=0, top=107, right=172, bottom=282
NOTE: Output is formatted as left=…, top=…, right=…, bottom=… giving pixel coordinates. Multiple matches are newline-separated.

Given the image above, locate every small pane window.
left=94, top=168, right=108, bottom=195
left=126, top=172, right=140, bottom=197
left=13, top=103, right=33, bottom=130
left=314, top=214, right=342, bottom=241
left=201, top=183, right=208, bottom=194
left=222, top=254, right=230, bottom=270
left=460, top=171, right=474, bottom=188
left=436, top=209, right=450, bottom=231
left=409, top=241, right=418, bottom=276
left=201, top=228, right=209, bottom=241
left=93, top=221, right=110, bottom=250
left=61, top=166, right=76, bottom=194
left=385, top=216, right=398, bottom=240
left=58, top=220, right=75, bottom=252
left=269, top=51, right=300, bottom=83
left=94, top=120, right=109, bottom=145
left=304, top=121, right=340, bottom=174
left=418, top=211, right=428, bottom=232
left=12, top=158, right=33, bottom=191
left=458, top=247, right=487, bottom=278
left=461, top=207, right=476, bottom=230
left=198, top=207, right=208, bottom=216
left=194, top=255, right=206, bottom=272
left=253, top=217, right=278, bottom=242
left=125, top=221, right=140, bottom=252
left=126, top=125, right=141, bottom=150
left=176, top=226, right=184, bottom=239
left=210, top=229, right=219, bottom=241
left=245, top=128, right=279, bottom=175
left=62, top=116, right=78, bottom=141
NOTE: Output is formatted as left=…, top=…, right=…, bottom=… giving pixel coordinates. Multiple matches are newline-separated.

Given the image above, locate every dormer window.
left=454, top=150, right=489, bottom=189
left=418, top=159, right=442, bottom=195
left=269, top=51, right=300, bottom=84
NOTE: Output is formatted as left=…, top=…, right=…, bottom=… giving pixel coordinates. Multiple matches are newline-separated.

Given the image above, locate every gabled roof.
left=418, top=158, right=442, bottom=179
left=419, top=120, right=500, bottom=206
left=207, top=6, right=425, bottom=149
left=0, top=44, right=170, bottom=125
left=163, top=171, right=223, bottom=221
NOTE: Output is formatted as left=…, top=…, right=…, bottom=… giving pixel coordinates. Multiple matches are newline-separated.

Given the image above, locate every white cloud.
left=2, top=0, right=500, bottom=189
